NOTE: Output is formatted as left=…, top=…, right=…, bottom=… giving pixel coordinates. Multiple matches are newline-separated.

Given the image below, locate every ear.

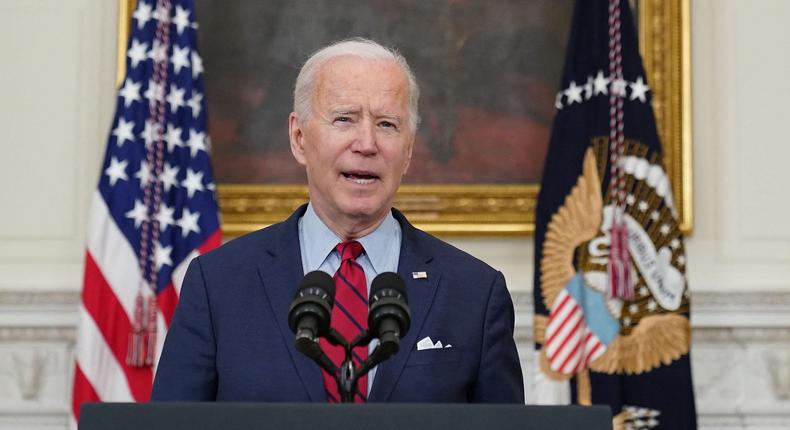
left=288, top=112, right=307, bottom=166
left=402, top=133, right=415, bottom=174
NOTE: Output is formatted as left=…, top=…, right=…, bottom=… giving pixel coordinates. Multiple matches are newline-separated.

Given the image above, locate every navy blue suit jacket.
left=151, top=205, right=524, bottom=403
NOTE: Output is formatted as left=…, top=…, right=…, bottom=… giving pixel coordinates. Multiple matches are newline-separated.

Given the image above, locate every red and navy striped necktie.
left=320, top=241, right=368, bottom=402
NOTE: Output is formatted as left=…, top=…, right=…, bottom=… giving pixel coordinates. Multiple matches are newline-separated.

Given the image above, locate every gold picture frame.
left=117, top=0, right=691, bottom=237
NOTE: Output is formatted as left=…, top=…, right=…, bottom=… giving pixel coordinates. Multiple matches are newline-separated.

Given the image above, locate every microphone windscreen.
left=369, top=272, right=410, bottom=338
left=288, top=270, right=336, bottom=335
left=298, top=270, right=336, bottom=303
left=370, top=272, right=407, bottom=302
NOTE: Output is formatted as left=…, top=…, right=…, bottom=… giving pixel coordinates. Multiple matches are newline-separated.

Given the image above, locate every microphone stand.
left=298, top=329, right=398, bottom=403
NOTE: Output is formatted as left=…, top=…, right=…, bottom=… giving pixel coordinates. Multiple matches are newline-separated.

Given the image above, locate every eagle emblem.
left=536, top=140, right=691, bottom=379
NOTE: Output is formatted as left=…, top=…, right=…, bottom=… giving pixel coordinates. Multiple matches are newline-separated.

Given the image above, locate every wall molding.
left=0, top=291, right=78, bottom=330
left=3, top=288, right=790, bottom=333
left=698, top=412, right=790, bottom=429
left=511, top=290, right=790, bottom=331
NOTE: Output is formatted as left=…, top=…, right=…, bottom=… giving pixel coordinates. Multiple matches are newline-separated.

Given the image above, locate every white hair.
left=293, top=37, right=421, bottom=133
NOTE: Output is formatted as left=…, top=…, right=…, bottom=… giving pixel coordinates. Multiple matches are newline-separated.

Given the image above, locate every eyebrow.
left=330, top=107, right=361, bottom=115
left=328, top=108, right=403, bottom=123
left=375, top=113, right=403, bottom=122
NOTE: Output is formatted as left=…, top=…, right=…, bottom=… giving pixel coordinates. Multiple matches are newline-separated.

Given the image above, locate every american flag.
left=71, top=0, right=221, bottom=426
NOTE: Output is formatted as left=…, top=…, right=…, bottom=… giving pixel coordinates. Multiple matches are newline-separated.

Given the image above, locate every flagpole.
left=116, top=0, right=137, bottom=87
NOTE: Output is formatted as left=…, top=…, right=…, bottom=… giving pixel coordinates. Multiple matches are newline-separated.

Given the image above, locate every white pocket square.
left=416, top=336, right=453, bottom=351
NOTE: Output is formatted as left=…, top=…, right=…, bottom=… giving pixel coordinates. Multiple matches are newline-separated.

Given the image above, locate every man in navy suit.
left=151, top=38, right=524, bottom=403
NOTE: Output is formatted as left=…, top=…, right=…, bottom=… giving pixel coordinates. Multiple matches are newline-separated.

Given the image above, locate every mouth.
left=341, top=170, right=380, bottom=185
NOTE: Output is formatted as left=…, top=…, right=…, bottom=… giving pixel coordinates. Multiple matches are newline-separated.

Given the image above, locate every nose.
left=350, top=120, right=378, bottom=156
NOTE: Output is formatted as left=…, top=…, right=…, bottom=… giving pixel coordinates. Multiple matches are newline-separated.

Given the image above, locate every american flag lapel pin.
left=412, top=271, right=428, bottom=279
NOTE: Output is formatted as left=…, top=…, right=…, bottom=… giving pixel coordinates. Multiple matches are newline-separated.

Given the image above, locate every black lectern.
left=80, top=403, right=612, bottom=430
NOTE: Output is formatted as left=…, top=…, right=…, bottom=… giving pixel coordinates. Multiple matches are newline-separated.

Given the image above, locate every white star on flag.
left=112, top=118, right=136, bottom=146
left=125, top=199, right=148, bottom=228
left=154, top=241, right=173, bottom=270
left=127, top=40, right=149, bottom=69
left=172, top=5, right=191, bottom=35
left=119, top=78, right=142, bottom=107
left=187, top=129, right=207, bottom=157
left=192, top=51, right=204, bottom=79
left=177, top=208, right=201, bottom=237
left=593, top=70, right=609, bottom=95
left=564, top=81, right=583, bottom=105
left=554, top=92, right=563, bottom=109
left=172, top=45, right=190, bottom=74
left=165, top=124, right=183, bottom=152
left=155, top=203, right=175, bottom=232
left=181, top=168, right=205, bottom=198
left=159, top=163, right=180, bottom=192
left=132, top=2, right=152, bottom=29
left=650, top=210, right=660, bottom=221
left=105, top=157, right=128, bottom=186
left=167, top=84, right=186, bottom=113
left=629, top=76, right=650, bottom=102
left=187, top=92, right=202, bottom=118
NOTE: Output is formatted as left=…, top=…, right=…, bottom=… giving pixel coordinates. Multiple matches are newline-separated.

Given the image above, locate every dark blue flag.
left=533, top=0, right=696, bottom=428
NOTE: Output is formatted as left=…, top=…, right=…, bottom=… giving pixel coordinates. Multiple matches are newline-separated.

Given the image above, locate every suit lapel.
left=368, top=209, right=441, bottom=402
left=256, top=205, right=325, bottom=402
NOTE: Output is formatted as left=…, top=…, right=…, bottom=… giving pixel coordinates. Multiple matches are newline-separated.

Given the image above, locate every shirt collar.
left=356, top=209, right=400, bottom=274
left=301, top=202, right=400, bottom=273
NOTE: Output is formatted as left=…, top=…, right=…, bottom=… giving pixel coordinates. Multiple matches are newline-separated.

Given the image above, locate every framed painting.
left=117, top=0, right=691, bottom=237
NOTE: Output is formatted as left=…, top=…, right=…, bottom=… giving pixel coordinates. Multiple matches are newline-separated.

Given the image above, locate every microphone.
left=288, top=271, right=335, bottom=358
left=368, top=272, right=411, bottom=359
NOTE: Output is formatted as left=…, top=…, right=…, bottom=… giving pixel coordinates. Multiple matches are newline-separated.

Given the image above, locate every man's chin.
left=339, top=199, right=389, bottom=222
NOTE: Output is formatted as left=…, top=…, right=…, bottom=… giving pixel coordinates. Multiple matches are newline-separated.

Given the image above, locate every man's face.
left=289, top=56, right=414, bottom=233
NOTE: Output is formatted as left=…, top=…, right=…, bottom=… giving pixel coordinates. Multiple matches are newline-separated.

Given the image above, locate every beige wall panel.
left=686, top=0, right=790, bottom=292
left=0, top=0, right=117, bottom=290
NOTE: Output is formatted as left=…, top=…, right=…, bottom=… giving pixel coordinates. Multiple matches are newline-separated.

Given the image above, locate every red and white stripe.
left=545, top=289, right=606, bottom=375
left=70, top=192, right=219, bottom=428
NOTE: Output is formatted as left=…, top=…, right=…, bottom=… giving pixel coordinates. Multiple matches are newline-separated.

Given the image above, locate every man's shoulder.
left=197, top=204, right=305, bottom=266
left=197, top=219, right=289, bottom=266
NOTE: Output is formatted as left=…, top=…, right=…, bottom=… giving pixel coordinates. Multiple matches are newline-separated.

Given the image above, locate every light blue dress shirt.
left=298, top=202, right=402, bottom=394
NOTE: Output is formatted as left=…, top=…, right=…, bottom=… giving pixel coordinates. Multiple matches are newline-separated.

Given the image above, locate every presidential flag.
left=71, top=0, right=221, bottom=426
left=533, top=0, right=696, bottom=428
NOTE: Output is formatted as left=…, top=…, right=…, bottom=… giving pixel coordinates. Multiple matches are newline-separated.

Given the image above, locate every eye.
left=378, top=121, right=396, bottom=129
left=334, top=116, right=351, bottom=124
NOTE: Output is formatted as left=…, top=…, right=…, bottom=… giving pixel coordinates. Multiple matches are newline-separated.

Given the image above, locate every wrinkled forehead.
left=313, top=56, right=410, bottom=104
